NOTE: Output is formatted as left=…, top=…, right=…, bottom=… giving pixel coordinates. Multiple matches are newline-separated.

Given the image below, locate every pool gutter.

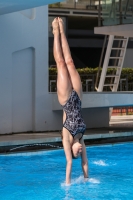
left=0, top=131, right=133, bottom=154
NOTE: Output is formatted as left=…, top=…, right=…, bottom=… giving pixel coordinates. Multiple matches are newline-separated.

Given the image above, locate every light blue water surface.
left=0, top=142, right=133, bottom=200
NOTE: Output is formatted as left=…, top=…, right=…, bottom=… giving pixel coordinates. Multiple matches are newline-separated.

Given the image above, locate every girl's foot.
left=58, top=17, right=65, bottom=34
left=52, top=18, right=59, bottom=34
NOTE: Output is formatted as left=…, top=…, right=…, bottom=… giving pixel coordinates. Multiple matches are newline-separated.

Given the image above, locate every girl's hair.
left=71, top=150, right=78, bottom=159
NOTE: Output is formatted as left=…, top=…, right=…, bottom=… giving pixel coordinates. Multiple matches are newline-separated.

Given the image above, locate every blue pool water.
left=0, top=142, right=133, bottom=200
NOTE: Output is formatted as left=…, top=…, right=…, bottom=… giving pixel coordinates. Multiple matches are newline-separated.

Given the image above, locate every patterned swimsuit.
left=62, top=90, right=86, bottom=138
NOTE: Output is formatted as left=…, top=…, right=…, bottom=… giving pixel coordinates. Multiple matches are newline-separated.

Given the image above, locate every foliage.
left=49, top=3, right=61, bottom=8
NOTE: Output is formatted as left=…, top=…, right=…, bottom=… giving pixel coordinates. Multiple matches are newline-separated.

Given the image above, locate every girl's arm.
left=81, top=138, right=88, bottom=178
left=62, top=137, right=72, bottom=184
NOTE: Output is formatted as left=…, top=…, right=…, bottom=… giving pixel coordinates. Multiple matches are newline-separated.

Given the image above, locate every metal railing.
left=49, top=73, right=133, bottom=92
left=101, top=0, right=133, bottom=26
left=49, top=0, right=133, bottom=26
left=95, top=35, right=108, bottom=91
left=49, top=0, right=102, bottom=10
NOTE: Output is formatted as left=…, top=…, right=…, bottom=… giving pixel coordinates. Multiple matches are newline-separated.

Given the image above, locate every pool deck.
left=0, top=115, right=133, bottom=153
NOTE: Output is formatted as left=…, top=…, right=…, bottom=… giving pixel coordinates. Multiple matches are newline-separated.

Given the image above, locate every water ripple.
left=93, top=160, right=108, bottom=166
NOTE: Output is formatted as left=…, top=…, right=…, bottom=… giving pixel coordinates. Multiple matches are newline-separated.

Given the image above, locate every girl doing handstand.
left=52, top=17, right=88, bottom=185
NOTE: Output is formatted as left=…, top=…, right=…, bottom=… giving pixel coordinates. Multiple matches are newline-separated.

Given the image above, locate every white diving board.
left=94, top=24, right=133, bottom=37
left=52, top=92, right=133, bottom=110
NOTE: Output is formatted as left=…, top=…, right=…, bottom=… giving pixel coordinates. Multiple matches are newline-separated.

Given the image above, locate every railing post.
left=74, top=0, right=78, bottom=9
left=126, top=107, right=128, bottom=115
left=98, top=35, right=114, bottom=92
left=124, top=0, right=130, bottom=19
left=98, top=0, right=101, bottom=26
left=119, top=0, right=123, bottom=24
left=95, top=35, right=107, bottom=91
left=126, top=75, right=128, bottom=91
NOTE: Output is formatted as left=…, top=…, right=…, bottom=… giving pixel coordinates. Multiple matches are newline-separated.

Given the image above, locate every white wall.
left=0, top=6, right=50, bottom=134
left=12, top=48, right=34, bottom=132
left=0, top=6, right=69, bottom=134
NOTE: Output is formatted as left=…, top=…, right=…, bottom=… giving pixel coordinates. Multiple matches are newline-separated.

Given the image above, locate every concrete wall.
left=0, top=6, right=70, bottom=134
left=82, top=107, right=109, bottom=129
left=0, top=6, right=51, bottom=134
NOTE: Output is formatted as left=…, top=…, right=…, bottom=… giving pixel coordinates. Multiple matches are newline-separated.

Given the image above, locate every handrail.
left=49, top=0, right=133, bottom=26
left=110, top=36, right=123, bottom=91
left=95, top=35, right=108, bottom=91
left=102, top=0, right=133, bottom=26
left=124, top=0, right=130, bottom=19
left=49, top=74, right=133, bottom=92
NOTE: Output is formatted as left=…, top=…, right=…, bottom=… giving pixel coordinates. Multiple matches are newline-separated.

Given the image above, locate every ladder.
left=97, top=35, right=129, bottom=92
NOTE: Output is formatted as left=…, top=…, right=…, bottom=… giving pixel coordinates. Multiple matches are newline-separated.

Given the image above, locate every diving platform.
left=94, top=24, right=133, bottom=37
left=52, top=92, right=133, bottom=110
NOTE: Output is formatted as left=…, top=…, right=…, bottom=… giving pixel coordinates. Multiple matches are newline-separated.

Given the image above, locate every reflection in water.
left=63, top=185, right=74, bottom=200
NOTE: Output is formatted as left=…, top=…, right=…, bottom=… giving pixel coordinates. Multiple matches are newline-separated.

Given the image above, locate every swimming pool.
left=0, top=142, right=133, bottom=200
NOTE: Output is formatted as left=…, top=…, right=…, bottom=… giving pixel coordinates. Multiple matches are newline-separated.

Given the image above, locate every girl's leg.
left=52, top=18, right=72, bottom=105
left=58, top=17, right=82, bottom=100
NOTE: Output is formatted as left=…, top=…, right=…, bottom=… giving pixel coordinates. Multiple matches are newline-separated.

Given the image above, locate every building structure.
left=0, top=0, right=132, bottom=134
left=49, top=0, right=133, bottom=68
left=0, top=0, right=64, bottom=134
